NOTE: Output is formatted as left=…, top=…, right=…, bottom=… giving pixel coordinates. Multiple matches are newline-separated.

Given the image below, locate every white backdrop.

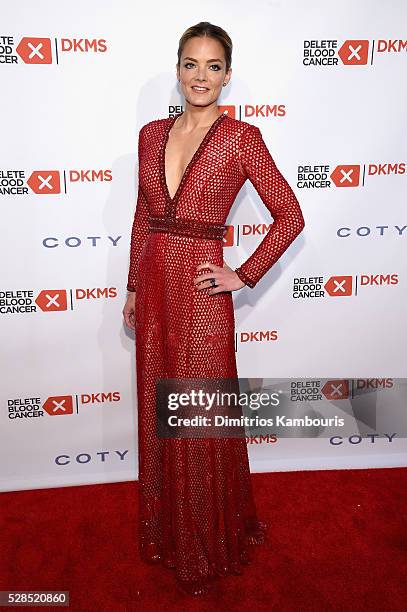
left=1, top=0, right=406, bottom=492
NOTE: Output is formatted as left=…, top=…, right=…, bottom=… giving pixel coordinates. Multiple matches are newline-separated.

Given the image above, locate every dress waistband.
left=148, top=215, right=227, bottom=241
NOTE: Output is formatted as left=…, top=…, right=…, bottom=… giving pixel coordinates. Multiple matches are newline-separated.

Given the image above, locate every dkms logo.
left=0, top=35, right=107, bottom=65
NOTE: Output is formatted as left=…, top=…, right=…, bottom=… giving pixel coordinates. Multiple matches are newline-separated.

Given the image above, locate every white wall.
left=1, top=0, right=406, bottom=492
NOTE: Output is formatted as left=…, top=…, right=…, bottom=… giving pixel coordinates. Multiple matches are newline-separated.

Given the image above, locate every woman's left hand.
left=194, top=262, right=246, bottom=294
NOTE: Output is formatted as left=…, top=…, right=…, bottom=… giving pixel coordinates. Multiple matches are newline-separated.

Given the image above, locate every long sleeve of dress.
left=234, top=125, right=305, bottom=288
left=126, top=127, right=149, bottom=292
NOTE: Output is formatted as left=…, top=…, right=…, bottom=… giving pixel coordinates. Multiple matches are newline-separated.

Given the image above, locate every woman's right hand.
left=123, top=291, right=136, bottom=330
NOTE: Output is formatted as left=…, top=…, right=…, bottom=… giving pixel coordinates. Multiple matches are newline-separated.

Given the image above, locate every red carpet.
left=1, top=467, right=406, bottom=611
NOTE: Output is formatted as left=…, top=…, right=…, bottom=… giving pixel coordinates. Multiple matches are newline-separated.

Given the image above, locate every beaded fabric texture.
left=127, top=111, right=304, bottom=594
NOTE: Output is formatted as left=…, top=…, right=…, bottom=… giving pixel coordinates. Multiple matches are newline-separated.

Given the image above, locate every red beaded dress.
left=127, top=110, right=305, bottom=594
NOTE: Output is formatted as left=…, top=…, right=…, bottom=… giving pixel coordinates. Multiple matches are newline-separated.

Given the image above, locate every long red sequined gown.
left=127, top=111, right=305, bottom=593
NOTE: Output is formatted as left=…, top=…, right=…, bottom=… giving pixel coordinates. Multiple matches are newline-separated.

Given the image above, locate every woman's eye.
left=183, top=63, right=221, bottom=71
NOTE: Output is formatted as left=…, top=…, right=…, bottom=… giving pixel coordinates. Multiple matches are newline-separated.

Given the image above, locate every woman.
left=123, top=22, right=305, bottom=595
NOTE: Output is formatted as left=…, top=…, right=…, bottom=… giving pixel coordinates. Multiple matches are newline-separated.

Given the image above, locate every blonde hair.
left=177, top=21, right=233, bottom=72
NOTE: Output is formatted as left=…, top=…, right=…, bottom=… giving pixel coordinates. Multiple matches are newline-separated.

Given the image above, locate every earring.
left=223, top=82, right=226, bottom=87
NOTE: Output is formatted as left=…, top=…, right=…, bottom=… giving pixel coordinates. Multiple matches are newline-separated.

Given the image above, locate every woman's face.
left=177, top=36, right=231, bottom=110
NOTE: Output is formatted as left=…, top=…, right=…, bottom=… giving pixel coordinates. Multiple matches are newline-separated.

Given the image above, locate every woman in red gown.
left=123, top=22, right=305, bottom=595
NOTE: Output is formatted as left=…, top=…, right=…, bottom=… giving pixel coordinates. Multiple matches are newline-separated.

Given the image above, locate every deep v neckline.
left=161, top=111, right=226, bottom=210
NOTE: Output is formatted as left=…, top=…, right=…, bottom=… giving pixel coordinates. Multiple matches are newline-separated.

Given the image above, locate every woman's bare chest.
left=164, top=126, right=212, bottom=201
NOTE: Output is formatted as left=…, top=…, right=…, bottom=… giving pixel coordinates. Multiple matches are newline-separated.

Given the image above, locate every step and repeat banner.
left=1, top=1, right=406, bottom=492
